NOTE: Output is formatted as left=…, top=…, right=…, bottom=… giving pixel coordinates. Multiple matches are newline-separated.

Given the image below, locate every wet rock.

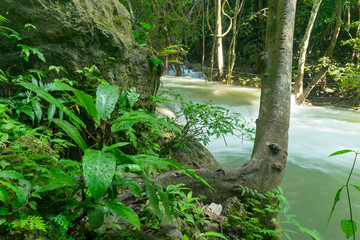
left=0, top=0, right=160, bottom=111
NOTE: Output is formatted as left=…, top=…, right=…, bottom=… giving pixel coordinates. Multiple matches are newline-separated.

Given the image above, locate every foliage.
left=155, top=91, right=255, bottom=154
left=328, top=63, right=360, bottom=97
left=328, top=149, right=360, bottom=239
left=228, top=186, right=324, bottom=240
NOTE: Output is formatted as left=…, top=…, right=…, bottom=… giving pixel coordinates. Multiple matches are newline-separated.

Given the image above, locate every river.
left=160, top=72, right=360, bottom=240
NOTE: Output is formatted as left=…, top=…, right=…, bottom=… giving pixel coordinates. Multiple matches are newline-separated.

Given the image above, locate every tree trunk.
left=294, top=0, right=323, bottom=104
left=296, top=1, right=342, bottom=105
left=157, top=0, right=297, bottom=203
left=226, top=0, right=244, bottom=84
left=126, top=0, right=135, bottom=25
left=215, top=0, right=224, bottom=79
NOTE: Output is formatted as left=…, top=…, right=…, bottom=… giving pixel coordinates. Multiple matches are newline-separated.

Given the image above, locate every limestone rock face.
left=0, top=0, right=160, bottom=110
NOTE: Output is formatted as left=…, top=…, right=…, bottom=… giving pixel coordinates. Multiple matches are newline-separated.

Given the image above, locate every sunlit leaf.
left=83, top=149, right=116, bottom=200
left=329, top=149, right=354, bottom=157
left=341, top=219, right=357, bottom=239
left=96, top=83, right=119, bottom=120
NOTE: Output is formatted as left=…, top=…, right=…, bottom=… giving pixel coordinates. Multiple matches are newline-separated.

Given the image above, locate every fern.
left=11, top=215, right=47, bottom=232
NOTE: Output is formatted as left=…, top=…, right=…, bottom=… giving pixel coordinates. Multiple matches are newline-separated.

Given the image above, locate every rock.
left=171, top=141, right=220, bottom=170
left=159, top=218, right=185, bottom=240
left=222, top=196, right=246, bottom=239
left=0, top=0, right=160, bottom=111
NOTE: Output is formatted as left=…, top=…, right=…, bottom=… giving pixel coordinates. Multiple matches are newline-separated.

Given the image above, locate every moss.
left=115, top=17, right=123, bottom=25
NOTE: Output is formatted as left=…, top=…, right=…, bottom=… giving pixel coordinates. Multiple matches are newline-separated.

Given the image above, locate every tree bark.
left=294, top=0, right=323, bottom=104
left=215, top=0, right=224, bottom=78
left=157, top=0, right=297, bottom=202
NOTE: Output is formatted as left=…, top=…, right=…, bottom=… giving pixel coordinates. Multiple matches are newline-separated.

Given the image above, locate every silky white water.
left=160, top=74, right=360, bottom=239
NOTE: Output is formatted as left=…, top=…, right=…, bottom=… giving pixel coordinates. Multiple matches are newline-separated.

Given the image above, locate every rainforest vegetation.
left=0, top=0, right=359, bottom=239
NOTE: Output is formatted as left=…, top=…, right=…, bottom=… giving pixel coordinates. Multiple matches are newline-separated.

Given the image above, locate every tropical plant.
left=15, top=79, right=212, bottom=236
left=328, top=149, right=360, bottom=239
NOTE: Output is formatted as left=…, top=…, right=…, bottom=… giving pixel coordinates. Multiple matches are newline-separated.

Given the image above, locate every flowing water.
left=160, top=71, right=360, bottom=240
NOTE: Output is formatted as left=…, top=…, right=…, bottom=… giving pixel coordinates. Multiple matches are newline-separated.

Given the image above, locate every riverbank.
left=183, top=62, right=360, bottom=110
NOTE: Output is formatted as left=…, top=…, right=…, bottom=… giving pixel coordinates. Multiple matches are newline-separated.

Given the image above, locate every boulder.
left=171, top=141, right=220, bottom=171
left=0, top=0, right=160, bottom=111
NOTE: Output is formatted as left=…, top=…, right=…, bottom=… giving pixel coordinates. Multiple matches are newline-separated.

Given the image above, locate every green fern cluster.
left=11, top=215, right=46, bottom=232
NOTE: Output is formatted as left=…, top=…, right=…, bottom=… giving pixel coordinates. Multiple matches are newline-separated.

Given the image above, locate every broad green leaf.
left=182, top=235, right=190, bottom=240
left=143, top=176, right=162, bottom=221
left=327, top=186, right=345, bottom=225
left=329, top=149, right=354, bottom=157
left=341, top=219, right=357, bottom=239
left=38, top=172, right=79, bottom=192
left=88, top=205, right=104, bottom=230
left=0, top=170, right=25, bottom=180
left=52, top=118, right=87, bottom=151
left=102, top=142, right=130, bottom=152
left=83, top=149, right=116, bottom=200
left=0, top=186, right=8, bottom=204
left=0, top=180, right=30, bottom=208
left=18, top=81, right=85, bottom=128
left=52, top=82, right=98, bottom=120
left=96, top=83, right=119, bottom=120
left=105, top=201, right=140, bottom=230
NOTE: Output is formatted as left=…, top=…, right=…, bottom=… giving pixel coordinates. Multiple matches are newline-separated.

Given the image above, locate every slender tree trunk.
left=296, top=0, right=342, bottom=105
left=226, top=0, right=244, bottom=84
left=126, top=0, right=135, bottom=25
left=294, top=0, right=322, bottom=104
left=215, top=0, right=224, bottom=79
left=157, top=0, right=297, bottom=209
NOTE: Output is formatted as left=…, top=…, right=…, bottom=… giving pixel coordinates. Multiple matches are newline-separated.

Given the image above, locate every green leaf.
left=47, top=103, right=56, bottom=125
left=351, top=185, right=360, bottom=192
left=51, top=118, right=87, bottom=151
left=105, top=201, right=140, bottom=229
left=0, top=170, right=25, bottom=180
left=341, top=219, right=357, bottom=239
left=83, top=149, right=116, bottom=200
left=126, top=87, right=139, bottom=108
left=32, top=101, right=42, bottom=125
left=200, top=232, right=228, bottom=239
left=0, top=186, right=8, bottom=205
left=52, top=82, right=98, bottom=120
left=102, top=142, right=130, bottom=152
left=113, top=178, right=142, bottom=199
left=88, top=205, right=104, bottom=230
left=0, top=207, right=8, bottom=216
left=96, top=83, right=119, bottom=120
left=156, top=184, right=172, bottom=221
left=329, top=149, right=354, bottom=157
left=28, top=201, right=37, bottom=210
left=18, top=81, right=85, bottom=128
left=297, top=226, right=324, bottom=240
left=38, top=172, right=79, bottom=192
left=143, top=176, right=162, bottom=221
left=327, top=186, right=345, bottom=225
